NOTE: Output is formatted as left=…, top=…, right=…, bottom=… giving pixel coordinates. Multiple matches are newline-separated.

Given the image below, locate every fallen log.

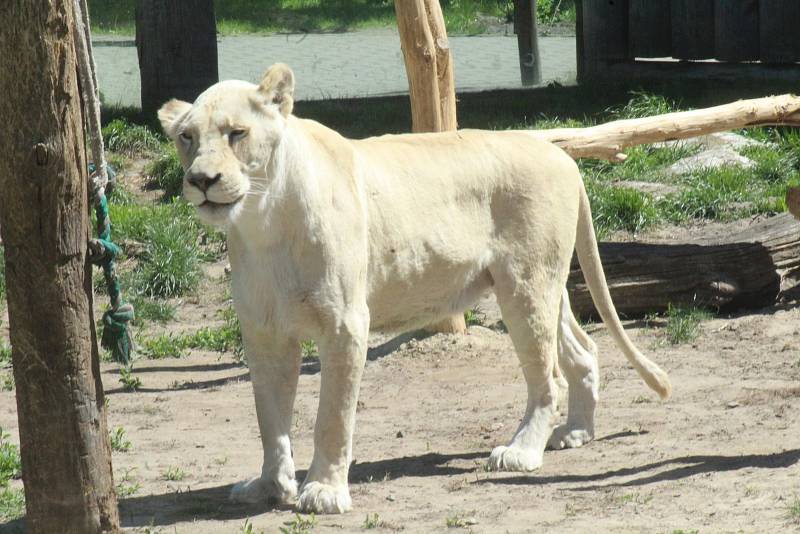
left=529, top=94, right=800, bottom=162
left=568, top=214, right=800, bottom=318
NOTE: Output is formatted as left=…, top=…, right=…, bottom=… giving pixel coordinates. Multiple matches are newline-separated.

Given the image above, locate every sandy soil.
left=3, top=284, right=800, bottom=533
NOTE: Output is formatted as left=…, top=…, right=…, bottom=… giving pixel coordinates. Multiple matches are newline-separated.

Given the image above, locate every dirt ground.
left=3, top=279, right=800, bottom=533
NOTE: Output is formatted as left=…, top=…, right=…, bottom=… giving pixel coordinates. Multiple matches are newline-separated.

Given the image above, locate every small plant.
left=363, top=512, right=381, bottom=529
left=464, top=307, right=485, bottom=327
left=280, top=513, right=317, bottom=534
left=788, top=497, right=800, bottom=522
left=102, top=118, right=162, bottom=157
left=0, top=372, right=13, bottom=392
left=0, top=342, right=11, bottom=367
left=240, top=518, right=264, bottom=534
left=301, top=340, right=318, bottom=359
left=0, top=487, right=25, bottom=521
left=145, top=147, right=184, bottom=200
left=162, top=465, right=186, bottom=481
left=109, top=427, right=131, bottom=453
left=115, top=480, right=141, bottom=498
left=664, top=304, right=712, bottom=345
left=588, top=185, right=659, bottom=236
left=129, top=296, right=176, bottom=325
left=140, top=334, right=189, bottom=360
left=119, top=366, right=142, bottom=391
left=0, top=429, right=22, bottom=484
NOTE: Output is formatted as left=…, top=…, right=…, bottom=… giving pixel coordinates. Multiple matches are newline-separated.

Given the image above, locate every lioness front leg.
left=230, top=326, right=301, bottom=506
left=297, top=311, right=369, bottom=514
left=549, top=288, right=599, bottom=450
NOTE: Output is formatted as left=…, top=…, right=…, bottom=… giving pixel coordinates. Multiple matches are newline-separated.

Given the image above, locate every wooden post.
left=135, top=0, right=219, bottom=115
left=514, top=0, right=542, bottom=86
left=0, top=2, right=120, bottom=533
left=395, top=0, right=465, bottom=334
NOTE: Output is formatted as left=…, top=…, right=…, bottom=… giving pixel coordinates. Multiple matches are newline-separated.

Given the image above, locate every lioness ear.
left=158, top=99, right=192, bottom=137
left=259, top=63, right=295, bottom=117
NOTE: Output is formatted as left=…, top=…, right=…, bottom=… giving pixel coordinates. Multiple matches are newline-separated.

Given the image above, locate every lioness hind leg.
left=487, top=266, right=563, bottom=472
left=230, top=329, right=301, bottom=506
left=548, top=288, right=599, bottom=450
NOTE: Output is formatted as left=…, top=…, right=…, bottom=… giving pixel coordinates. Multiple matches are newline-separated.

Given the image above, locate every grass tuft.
left=664, top=305, right=712, bottom=345
left=0, top=429, right=22, bottom=484
left=587, top=185, right=659, bottom=236
left=103, top=118, right=162, bottom=157
left=145, top=147, right=184, bottom=201
left=109, top=427, right=132, bottom=453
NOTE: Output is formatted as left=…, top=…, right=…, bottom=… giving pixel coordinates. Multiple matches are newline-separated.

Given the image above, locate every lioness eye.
left=229, top=129, right=247, bottom=141
left=179, top=131, right=192, bottom=143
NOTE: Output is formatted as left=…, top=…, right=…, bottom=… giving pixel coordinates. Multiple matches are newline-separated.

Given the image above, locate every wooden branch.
left=568, top=214, right=800, bottom=318
left=528, top=94, right=800, bottom=162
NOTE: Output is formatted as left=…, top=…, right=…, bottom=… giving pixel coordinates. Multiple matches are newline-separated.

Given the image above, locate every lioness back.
left=351, top=129, right=583, bottom=331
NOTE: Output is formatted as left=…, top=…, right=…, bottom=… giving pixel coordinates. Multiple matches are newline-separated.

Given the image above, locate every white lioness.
left=159, top=64, right=671, bottom=514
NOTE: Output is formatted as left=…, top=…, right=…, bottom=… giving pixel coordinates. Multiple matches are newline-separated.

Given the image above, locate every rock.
left=667, top=147, right=755, bottom=176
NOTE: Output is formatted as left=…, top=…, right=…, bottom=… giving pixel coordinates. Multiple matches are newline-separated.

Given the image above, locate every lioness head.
left=158, top=63, right=295, bottom=227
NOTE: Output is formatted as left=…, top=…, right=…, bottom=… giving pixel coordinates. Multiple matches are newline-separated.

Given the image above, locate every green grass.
left=280, top=513, right=317, bottom=534
left=0, top=487, right=25, bottom=522
left=103, top=118, right=163, bottom=157
left=119, top=366, right=142, bottom=391
left=162, top=466, right=186, bottom=481
left=139, top=307, right=243, bottom=360
left=129, top=295, right=177, bottom=325
left=89, top=0, right=521, bottom=35
left=145, top=147, right=184, bottom=201
left=0, top=343, right=10, bottom=367
left=788, top=497, right=800, bottom=522
left=663, top=305, right=712, bottom=345
left=140, top=334, right=190, bottom=359
left=586, top=184, right=659, bottom=237
left=0, top=429, right=22, bottom=485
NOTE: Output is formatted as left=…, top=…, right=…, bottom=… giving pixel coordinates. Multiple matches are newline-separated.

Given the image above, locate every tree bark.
left=529, top=94, right=800, bottom=162
left=396, top=0, right=465, bottom=334
left=0, top=2, right=120, bottom=533
left=568, top=214, right=800, bottom=318
left=135, top=0, right=218, bottom=115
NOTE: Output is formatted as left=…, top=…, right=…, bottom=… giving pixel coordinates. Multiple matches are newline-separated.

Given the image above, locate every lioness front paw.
left=296, top=481, right=352, bottom=514
left=230, top=474, right=298, bottom=505
left=547, top=424, right=594, bottom=450
left=487, top=445, right=543, bottom=472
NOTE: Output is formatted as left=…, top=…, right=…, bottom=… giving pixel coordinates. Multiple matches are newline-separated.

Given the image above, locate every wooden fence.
left=577, top=0, right=800, bottom=83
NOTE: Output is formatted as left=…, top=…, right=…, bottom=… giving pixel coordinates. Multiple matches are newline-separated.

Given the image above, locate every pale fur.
left=159, top=64, right=671, bottom=515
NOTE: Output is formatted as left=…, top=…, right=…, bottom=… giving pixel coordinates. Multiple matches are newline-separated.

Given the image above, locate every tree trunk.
left=135, top=0, right=218, bottom=114
left=529, top=94, right=800, bottom=162
left=568, top=214, right=800, bottom=318
left=0, top=2, right=120, bottom=533
left=514, top=0, right=542, bottom=86
left=396, top=0, right=466, bottom=334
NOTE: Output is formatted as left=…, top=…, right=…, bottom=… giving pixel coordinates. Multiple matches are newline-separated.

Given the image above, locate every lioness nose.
left=187, top=173, right=222, bottom=193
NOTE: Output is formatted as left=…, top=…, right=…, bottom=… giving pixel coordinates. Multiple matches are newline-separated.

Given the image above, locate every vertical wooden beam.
left=514, top=0, right=542, bottom=86
left=760, top=1, right=800, bottom=63
left=135, top=0, right=219, bottom=115
left=628, top=0, right=671, bottom=58
left=580, top=0, right=630, bottom=80
left=671, top=0, right=715, bottom=60
left=714, top=0, right=759, bottom=62
left=395, top=0, right=443, bottom=133
left=0, top=1, right=120, bottom=532
left=395, top=0, right=466, bottom=334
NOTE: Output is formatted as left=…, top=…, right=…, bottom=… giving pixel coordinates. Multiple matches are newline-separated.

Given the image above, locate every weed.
left=0, top=343, right=10, bottom=367
left=145, top=146, right=184, bottom=200
left=613, top=91, right=679, bottom=120
left=669, top=530, right=700, bottom=534
left=301, top=340, right=319, bottom=359
left=788, top=497, right=800, bottom=522
left=0, top=429, right=22, bottom=484
left=162, top=466, right=186, bottom=481
left=0, top=487, right=25, bottom=521
left=129, top=296, right=176, bottom=325
left=363, top=513, right=381, bottom=529
left=280, top=513, right=317, bottom=534
left=664, top=305, right=712, bottom=345
left=115, top=480, right=141, bottom=498
left=140, top=334, right=189, bottom=359
left=464, top=307, right=486, bottom=327
left=0, top=372, right=13, bottom=392
left=445, top=512, right=477, bottom=528
left=537, top=0, right=576, bottom=24
left=119, top=366, right=142, bottom=391
left=587, top=185, right=659, bottom=236
left=240, top=518, right=263, bottom=534
left=109, top=427, right=132, bottom=453
left=102, top=118, right=162, bottom=157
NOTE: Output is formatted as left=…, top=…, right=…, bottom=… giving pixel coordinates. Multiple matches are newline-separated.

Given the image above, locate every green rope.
left=88, top=164, right=135, bottom=366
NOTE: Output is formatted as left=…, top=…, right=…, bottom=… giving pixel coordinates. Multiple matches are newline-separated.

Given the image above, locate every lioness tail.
left=574, top=184, right=672, bottom=399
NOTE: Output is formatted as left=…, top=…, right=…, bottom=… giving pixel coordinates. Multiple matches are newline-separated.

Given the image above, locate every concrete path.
left=94, top=29, right=576, bottom=107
